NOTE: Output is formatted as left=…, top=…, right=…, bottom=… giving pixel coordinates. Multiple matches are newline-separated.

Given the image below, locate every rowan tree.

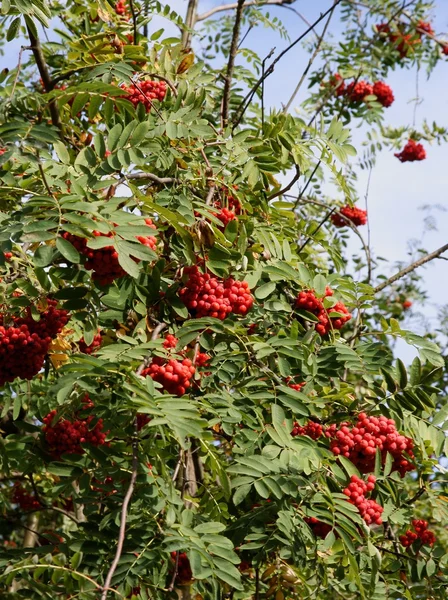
left=0, top=0, right=447, bottom=599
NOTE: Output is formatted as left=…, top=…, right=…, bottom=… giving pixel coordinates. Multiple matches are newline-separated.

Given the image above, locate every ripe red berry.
left=331, top=205, right=367, bottom=227
left=342, top=475, right=383, bottom=525
left=328, top=73, right=346, bottom=97
left=179, top=266, right=253, bottom=320
left=442, top=44, right=448, bottom=56
left=291, top=420, right=323, bottom=440
left=42, top=404, right=107, bottom=459
left=295, top=288, right=351, bottom=336
left=402, top=300, right=412, bottom=310
left=345, top=80, right=373, bottom=103
left=394, top=139, right=426, bottom=162
left=121, top=79, right=167, bottom=112
left=400, top=519, right=436, bottom=547
left=141, top=357, right=195, bottom=396
left=11, top=483, right=41, bottom=511
left=62, top=219, right=157, bottom=286
left=0, top=301, right=69, bottom=386
left=416, top=20, right=434, bottom=36
left=372, top=81, right=395, bottom=107
left=170, top=552, right=193, bottom=584
left=79, top=331, right=102, bottom=354
left=326, top=413, right=415, bottom=476
left=163, top=334, right=178, bottom=349
left=304, top=516, right=332, bottom=538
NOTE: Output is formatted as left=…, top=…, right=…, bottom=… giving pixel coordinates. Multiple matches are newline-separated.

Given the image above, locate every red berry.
left=121, top=79, right=167, bottom=113
left=372, top=81, right=395, bottom=108
left=331, top=205, right=367, bottom=227
left=394, top=140, right=426, bottom=162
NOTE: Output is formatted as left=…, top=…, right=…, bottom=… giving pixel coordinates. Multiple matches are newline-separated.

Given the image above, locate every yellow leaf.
left=177, top=52, right=195, bottom=74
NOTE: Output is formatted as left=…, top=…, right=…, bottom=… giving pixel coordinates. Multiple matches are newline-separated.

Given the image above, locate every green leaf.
left=233, top=484, right=252, bottom=505
left=313, top=274, right=327, bottom=296
left=56, top=237, right=80, bottom=263
left=54, top=141, right=70, bottom=164
left=194, top=522, right=226, bottom=534
left=107, top=123, right=123, bottom=151
left=254, top=281, right=276, bottom=300
left=7, top=17, right=21, bottom=41
left=33, top=245, right=54, bottom=267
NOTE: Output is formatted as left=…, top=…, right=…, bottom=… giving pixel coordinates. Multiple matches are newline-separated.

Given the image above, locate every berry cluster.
left=136, top=413, right=151, bottom=430
left=399, top=519, right=436, bottom=547
left=287, top=380, right=305, bottom=392
left=179, top=266, right=253, bottom=319
left=291, top=420, right=323, bottom=440
left=141, top=357, right=195, bottom=396
left=11, top=483, right=40, bottom=511
left=78, top=331, right=102, bottom=354
left=63, top=219, right=157, bottom=285
left=295, top=287, right=351, bottom=336
left=163, top=334, right=178, bottom=349
left=170, top=552, right=193, bottom=584
left=394, top=139, right=426, bottom=162
left=195, top=352, right=210, bottom=368
left=216, top=207, right=238, bottom=229
left=115, top=0, right=129, bottom=17
left=331, top=205, right=367, bottom=228
left=121, top=80, right=167, bottom=112
left=329, top=75, right=394, bottom=107
left=0, top=301, right=69, bottom=386
left=214, top=193, right=242, bottom=230
left=377, top=22, right=421, bottom=58
left=305, top=516, right=332, bottom=538
left=343, top=475, right=383, bottom=525
left=326, top=413, right=415, bottom=476
left=43, top=407, right=107, bottom=459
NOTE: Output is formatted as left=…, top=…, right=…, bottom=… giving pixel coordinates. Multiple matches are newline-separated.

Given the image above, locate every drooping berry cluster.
left=170, top=552, right=193, bottom=584
left=0, top=300, right=70, bottom=386
left=399, top=519, right=436, bottom=547
left=343, top=475, right=383, bottom=525
left=11, top=483, right=41, bottom=511
left=63, top=219, right=157, bottom=285
left=305, top=516, right=332, bottom=538
left=214, top=193, right=242, bottom=230
left=394, top=139, right=426, bottom=162
left=179, top=266, right=253, bottom=319
left=78, top=331, right=102, bottom=354
left=121, top=80, right=167, bottom=112
left=325, top=413, right=415, bottom=476
left=291, top=420, right=323, bottom=440
left=329, top=75, right=394, bottom=107
left=295, top=287, right=351, bottom=336
left=331, top=205, right=367, bottom=228
left=141, top=357, right=195, bottom=396
left=42, top=407, right=107, bottom=459
left=195, top=352, right=210, bottom=368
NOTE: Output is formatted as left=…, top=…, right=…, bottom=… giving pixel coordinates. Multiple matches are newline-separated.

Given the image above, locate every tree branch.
left=100, top=432, right=139, bottom=600
left=232, top=0, right=343, bottom=127
left=222, top=0, right=246, bottom=127
left=26, top=24, right=61, bottom=129
left=197, top=0, right=296, bottom=21
left=120, top=172, right=177, bottom=186
left=182, top=0, right=199, bottom=48
left=267, top=165, right=301, bottom=200
left=374, top=243, right=448, bottom=293
left=283, top=3, right=335, bottom=113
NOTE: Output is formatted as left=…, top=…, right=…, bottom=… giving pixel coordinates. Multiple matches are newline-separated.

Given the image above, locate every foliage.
left=0, top=1, right=447, bottom=599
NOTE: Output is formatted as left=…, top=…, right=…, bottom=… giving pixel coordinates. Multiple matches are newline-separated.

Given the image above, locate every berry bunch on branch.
left=331, top=205, right=367, bottom=227
left=295, top=288, right=351, bottom=335
left=400, top=519, right=436, bottom=547
left=343, top=475, right=383, bottom=525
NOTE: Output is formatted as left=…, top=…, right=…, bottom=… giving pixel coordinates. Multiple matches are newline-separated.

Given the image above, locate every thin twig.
left=283, top=4, right=335, bottom=113
left=297, top=209, right=336, bottom=253
left=222, top=0, right=246, bottom=127
left=232, top=0, right=343, bottom=128
left=119, top=172, right=176, bottom=186
left=10, top=46, right=30, bottom=99
left=129, top=0, right=138, bottom=45
left=293, top=162, right=320, bottom=209
left=197, top=0, right=296, bottom=21
left=100, top=430, right=139, bottom=600
left=167, top=551, right=180, bottom=592
left=268, top=165, right=301, bottom=200
left=406, top=486, right=426, bottom=504
left=374, top=243, right=448, bottom=293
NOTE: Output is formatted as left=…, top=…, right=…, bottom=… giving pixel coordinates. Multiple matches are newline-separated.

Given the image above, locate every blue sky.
left=2, top=0, right=447, bottom=362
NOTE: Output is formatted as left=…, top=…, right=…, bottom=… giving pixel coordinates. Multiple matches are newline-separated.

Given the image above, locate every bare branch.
left=197, top=0, right=296, bottom=21
left=100, top=432, right=139, bottom=600
left=267, top=165, right=301, bottom=200
left=182, top=0, right=199, bottom=48
left=129, top=0, right=138, bottom=45
left=283, top=4, right=335, bottom=113
left=26, top=24, right=61, bottom=129
left=374, top=243, right=448, bottom=293
left=297, top=209, right=336, bottom=253
left=232, top=0, right=343, bottom=127
left=222, top=0, right=246, bottom=127
left=120, top=172, right=177, bottom=186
